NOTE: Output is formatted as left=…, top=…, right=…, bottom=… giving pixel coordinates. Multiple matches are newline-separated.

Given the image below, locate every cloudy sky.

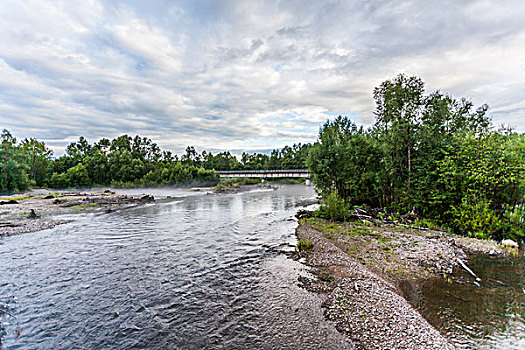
left=1, top=0, right=525, bottom=155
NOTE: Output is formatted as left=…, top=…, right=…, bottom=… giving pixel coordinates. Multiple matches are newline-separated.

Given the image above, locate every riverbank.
left=295, top=218, right=508, bottom=349
left=0, top=190, right=154, bottom=237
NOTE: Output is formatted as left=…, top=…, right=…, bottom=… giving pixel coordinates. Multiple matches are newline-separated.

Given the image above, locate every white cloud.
left=0, top=0, right=525, bottom=155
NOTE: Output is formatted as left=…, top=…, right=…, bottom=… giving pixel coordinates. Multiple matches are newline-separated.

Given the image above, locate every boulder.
left=501, top=239, right=518, bottom=248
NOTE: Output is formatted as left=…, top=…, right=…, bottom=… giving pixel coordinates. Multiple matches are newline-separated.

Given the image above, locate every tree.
left=110, top=135, right=132, bottom=153
left=66, top=136, right=92, bottom=163
left=373, top=74, right=424, bottom=209
left=21, top=138, right=53, bottom=187
left=181, top=146, right=201, bottom=166
left=0, top=130, right=29, bottom=193
left=85, top=149, right=108, bottom=185
left=66, top=163, right=90, bottom=187
left=307, top=116, right=360, bottom=200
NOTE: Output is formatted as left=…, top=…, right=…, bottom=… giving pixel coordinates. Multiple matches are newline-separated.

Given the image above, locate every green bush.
left=296, top=239, right=313, bottom=252
left=504, top=203, right=525, bottom=245
left=450, top=196, right=504, bottom=239
left=315, top=191, right=350, bottom=221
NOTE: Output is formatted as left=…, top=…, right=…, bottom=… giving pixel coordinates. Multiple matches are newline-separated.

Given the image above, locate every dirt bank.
left=295, top=218, right=507, bottom=349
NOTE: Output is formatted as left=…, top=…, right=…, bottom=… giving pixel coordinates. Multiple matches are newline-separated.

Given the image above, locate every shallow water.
left=0, top=185, right=352, bottom=349
left=418, top=253, right=525, bottom=349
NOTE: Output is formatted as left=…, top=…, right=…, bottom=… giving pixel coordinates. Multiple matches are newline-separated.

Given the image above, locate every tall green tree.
left=21, top=138, right=53, bottom=187
left=0, top=130, right=29, bottom=193
left=373, top=74, right=424, bottom=209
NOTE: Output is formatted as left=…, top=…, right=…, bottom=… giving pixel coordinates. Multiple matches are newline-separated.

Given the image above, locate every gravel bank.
left=296, top=222, right=460, bottom=350
left=0, top=191, right=152, bottom=237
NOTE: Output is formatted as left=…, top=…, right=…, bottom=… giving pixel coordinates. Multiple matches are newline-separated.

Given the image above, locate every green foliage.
left=296, top=239, right=313, bottom=252
left=21, top=138, right=53, bottom=187
left=239, top=143, right=312, bottom=171
left=39, top=134, right=310, bottom=190
left=315, top=191, right=350, bottom=222
left=66, top=163, right=91, bottom=188
left=450, top=196, right=503, bottom=239
left=308, top=73, right=525, bottom=243
left=504, top=204, right=525, bottom=244
left=49, top=172, right=70, bottom=189
left=0, top=130, right=30, bottom=193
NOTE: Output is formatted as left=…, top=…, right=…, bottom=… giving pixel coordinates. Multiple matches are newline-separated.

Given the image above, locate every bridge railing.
left=217, top=169, right=309, bottom=174
left=217, top=169, right=310, bottom=179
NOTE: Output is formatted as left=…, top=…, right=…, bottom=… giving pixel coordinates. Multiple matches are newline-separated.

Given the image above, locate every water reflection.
left=419, top=253, right=525, bottom=349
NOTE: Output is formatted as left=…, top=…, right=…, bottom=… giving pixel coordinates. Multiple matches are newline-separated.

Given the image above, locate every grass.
left=301, top=217, right=432, bottom=281
left=219, top=177, right=262, bottom=185
left=317, top=269, right=335, bottom=282
left=68, top=203, right=99, bottom=211
left=0, top=194, right=33, bottom=201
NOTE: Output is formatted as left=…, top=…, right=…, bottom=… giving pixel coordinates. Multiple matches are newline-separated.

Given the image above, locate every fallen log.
left=456, top=257, right=481, bottom=282
left=0, top=222, right=19, bottom=227
left=0, top=200, right=18, bottom=205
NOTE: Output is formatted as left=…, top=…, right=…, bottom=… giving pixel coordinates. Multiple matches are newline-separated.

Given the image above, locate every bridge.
left=217, top=169, right=311, bottom=185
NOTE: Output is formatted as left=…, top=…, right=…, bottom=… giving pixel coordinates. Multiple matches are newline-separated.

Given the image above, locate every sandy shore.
left=0, top=190, right=154, bottom=237
left=295, top=218, right=507, bottom=349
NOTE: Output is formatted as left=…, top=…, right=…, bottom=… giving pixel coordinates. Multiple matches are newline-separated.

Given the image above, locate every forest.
left=0, top=130, right=311, bottom=192
left=308, top=74, right=525, bottom=244
left=2, top=73, right=524, bottom=243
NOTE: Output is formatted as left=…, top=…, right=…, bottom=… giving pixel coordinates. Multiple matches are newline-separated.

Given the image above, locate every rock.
left=0, top=200, right=18, bottom=205
left=140, top=194, right=155, bottom=203
left=296, top=209, right=313, bottom=219
left=501, top=239, right=518, bottom=248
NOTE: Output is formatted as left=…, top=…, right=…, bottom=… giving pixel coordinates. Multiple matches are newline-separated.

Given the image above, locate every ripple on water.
left=1, top=185, right=354, bottom=349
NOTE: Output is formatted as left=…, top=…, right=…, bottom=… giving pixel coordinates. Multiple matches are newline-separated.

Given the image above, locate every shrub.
left=315, top=191, right=349, bottom=221
left=296, top=239, right=313, bottom=252
left=450, top=196, right=504, bottom=239
left=504, top=203, right=525, bottom=246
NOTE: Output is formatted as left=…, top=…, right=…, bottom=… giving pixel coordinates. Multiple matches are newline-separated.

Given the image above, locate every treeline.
left=185, top=143, right=311, bottom=170
left=308, top=74, right=525, bottom=244
left=0, top=131, right=311, bottom=192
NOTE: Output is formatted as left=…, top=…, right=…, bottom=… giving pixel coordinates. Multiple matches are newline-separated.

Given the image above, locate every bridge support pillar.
left=305, top=178, right=312, bottom=186
left=261, top=178, right=266, bottom=183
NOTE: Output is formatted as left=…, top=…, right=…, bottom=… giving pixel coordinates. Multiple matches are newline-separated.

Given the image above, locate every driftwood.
left=395, top=222, right=431, bottom=231
left=27, top=209, right=40, bottom=219
left=349, top=208, right=374, bottom=222
left=456, top=257, right=481, bottom=282
left=0, top=222, right=19, bottom=228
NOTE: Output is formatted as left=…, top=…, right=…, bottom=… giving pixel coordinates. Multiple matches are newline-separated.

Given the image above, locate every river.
left=0, top=185, right=352, bottom=349
left=417, top=252, right=525, bottom=350
left=2, top=185, right=524, bottom=349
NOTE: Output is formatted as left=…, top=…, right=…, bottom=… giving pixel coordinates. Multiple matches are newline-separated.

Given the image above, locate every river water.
left=418, top=253, right=525, bottom=350
left=2, top=185, right=525, bottom=349
left=0, top=185, right=353, bottom=349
